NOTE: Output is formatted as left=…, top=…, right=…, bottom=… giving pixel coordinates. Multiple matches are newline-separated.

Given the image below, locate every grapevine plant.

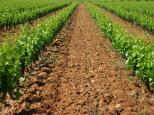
left=91, top=0, right=154, bottom=33
left=0, top=2, right=78, bottom=99
left=86, top=3, right=154, bottom=91
left=0, top=0, right=71, bottom=28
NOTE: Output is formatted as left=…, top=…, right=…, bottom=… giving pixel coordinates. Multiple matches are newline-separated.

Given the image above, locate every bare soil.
left=101, top=8, right=154, bottom=43
left=0, top=5, right=154, bottom=115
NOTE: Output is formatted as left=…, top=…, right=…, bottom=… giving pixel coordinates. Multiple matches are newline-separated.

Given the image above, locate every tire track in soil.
left=99, top=7, right=154, bottom=43
left=0, top=4, right=154, bottom=115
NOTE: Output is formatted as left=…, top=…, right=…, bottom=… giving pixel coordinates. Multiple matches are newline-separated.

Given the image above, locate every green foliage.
left=86, top=3, right=154, bottom=90
left=116, top=1, right=154, bottom=17
left=0, top=2, right=78, bottom=99
left=91, top=0, right=154, bottom=33
left=0, top=0, right=71, bottom=28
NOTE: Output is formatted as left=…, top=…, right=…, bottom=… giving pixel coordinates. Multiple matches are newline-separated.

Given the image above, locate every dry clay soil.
left=0, top=5, right=154, bottom=115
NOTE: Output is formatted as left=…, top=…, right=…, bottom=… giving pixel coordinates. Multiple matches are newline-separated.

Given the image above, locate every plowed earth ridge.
left=0, top=5, right=154, bottom=115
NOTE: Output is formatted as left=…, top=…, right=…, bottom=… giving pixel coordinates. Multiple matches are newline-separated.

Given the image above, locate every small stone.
left=91, top=79, right=95, bottom=83
left=41, top=67, right=51, bottom=74
left=48, top=72, right=54, bottom=76
left=99, top=66, right=103, bottom=70
left=115, top=104, right=121, bottom=109
left=150, top=95, right=154, bottom=102
left=51, top=47, right=58, bottom=52
left=116, top=75, right=120, bottom=78
left=36, top=91, right=40, bottom=95
left=150, top=106, right=154, bottom=113
left=48, top=64, right=54, bottom=68
left=33, top=67, right=40, bottom=71
left=37, top=72, right=47, bottom=79
left=115, top=104, right=124, bottom=112
left=85, top=73, right=94, bottom=78
left=38, top=64, right=44, bottom=67
left=31, top=71, right=37, bottom=76
left=128, top=90, right=139, bottom=97
left=127, top=107, right=132, bottom=111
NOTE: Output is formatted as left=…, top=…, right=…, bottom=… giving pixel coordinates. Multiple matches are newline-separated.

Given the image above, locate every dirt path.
left=0, top=5, right=154, bottom=115
left=100, top=8, right=154, bottom=43
left=52, top=5, right=154, bottom=115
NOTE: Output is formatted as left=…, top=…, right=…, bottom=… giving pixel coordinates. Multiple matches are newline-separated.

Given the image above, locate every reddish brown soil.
left=0, top=5, right=154, bottom=115
left=101, top=8, right=154, bottom=43
left=0, top=6, right=67, bottom=44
